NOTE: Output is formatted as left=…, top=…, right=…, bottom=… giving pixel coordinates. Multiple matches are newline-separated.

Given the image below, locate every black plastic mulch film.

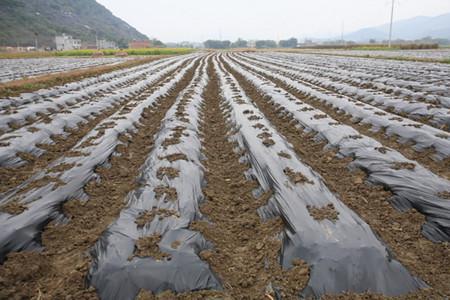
left=215, top=55, right=426, bottom=298
left=0, top=52, right=449, bottom=299
left=230, top=53, right=450, bottom=243
left=0, top=55, right=197, bottom=262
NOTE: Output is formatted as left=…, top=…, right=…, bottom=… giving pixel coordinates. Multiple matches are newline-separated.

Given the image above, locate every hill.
left=0, top=0, right=149, bottom=48
left=344, top=13, right=450, bottom=42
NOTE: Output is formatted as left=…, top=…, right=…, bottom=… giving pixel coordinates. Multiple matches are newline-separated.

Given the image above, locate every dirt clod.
left=391, top=162, right=416, bottom=170
left=283, top=167, right=314, bottom=185
left=307, top=203, right=339, bottom=222
left=134, top=235, right=170, bottom=261
left=154, top=186, right=178, bottom=202
left=156, top=167, right=180, bottom=180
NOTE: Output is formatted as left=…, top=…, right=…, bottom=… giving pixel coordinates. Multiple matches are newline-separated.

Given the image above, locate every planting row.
left=88, top=55, right=223, bottom=299
left=0, top=56, right=200, bottom=262
left=242, top=53, right=450, bottom=126
left=214, top=56, right=425, bottom=297
left=264, top=52, right=450, bottom=103
left=227, top=53, right=450, bottom=242
left=0, top=56, right=195, bottom=168
left=0, top=53, right=448, bottom=299
left=0, top=56, right=189, bottom=131
left=0, top=57, right=130, bottom=83
left=233, top=53, right=450, bottom=161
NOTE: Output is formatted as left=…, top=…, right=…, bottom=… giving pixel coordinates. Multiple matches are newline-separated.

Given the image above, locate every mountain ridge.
left=343, top=12, right=450, bottom=42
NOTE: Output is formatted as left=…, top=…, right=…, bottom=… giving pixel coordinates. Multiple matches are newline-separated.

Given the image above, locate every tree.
left=151, top=38, right=165, bottom=47
left=279, top=38, right=298, bottom=48
left=203, top=40, right=231, bottom=49
left=255, top=40, right=277, bottom=49
left=231, top=38, right=248, bottom=48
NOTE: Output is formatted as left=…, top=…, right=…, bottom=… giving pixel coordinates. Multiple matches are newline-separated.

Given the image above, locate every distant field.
left=0, top=48, right=194, bottom=59
left=284, top=48, right=450, bottom=63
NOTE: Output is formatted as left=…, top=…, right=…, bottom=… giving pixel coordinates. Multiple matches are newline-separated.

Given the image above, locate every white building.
left=55, top=34, right=81, bottom=51
left=97, top=39, right=118, bottom=49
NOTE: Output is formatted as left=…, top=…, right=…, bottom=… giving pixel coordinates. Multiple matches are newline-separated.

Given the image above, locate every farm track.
left=0, top=52, right=449, bottom=300
left=0, top=62, right=188, bottom=195
left=0, top=58, right=200, bottom=300
left=221, top=57, right=450, bottom=298
left=229, top=55, right=450, bottom=178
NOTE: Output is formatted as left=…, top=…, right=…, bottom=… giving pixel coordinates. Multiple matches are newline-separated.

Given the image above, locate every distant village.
left=55, top=33, right=159, bottom=51
left=1, top=33, right=161, bottom=53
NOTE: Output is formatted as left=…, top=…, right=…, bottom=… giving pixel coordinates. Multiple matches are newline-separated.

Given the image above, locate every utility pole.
left=341, top=21, right=345, bottom=45
left=388, top=0, right=395, bottom=48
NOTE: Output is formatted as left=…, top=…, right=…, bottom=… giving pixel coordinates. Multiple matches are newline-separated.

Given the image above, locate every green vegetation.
left=279, top=38, right=298, bottom=48
left=0, top=48, right=194, bottom=59
left=55, top=48, right=194, bottom=57
left=0, top=0, right=148, bottom=48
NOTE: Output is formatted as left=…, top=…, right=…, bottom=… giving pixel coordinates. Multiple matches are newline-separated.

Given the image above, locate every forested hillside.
left=0, top=0, right=149, bottom=48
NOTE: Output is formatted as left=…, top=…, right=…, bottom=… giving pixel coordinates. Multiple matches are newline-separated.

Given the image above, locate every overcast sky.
left=96, top=0, right=450, bottom=42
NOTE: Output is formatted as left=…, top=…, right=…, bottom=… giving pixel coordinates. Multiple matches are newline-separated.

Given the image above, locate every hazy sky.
left=96, top=0, right=450, bottom=42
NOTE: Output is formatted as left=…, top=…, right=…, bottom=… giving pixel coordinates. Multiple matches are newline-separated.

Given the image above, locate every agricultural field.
left=300, top=48, right=450, bottom=62
left=0, top=52, right=449, bottom=299
left=0, top=57, right=131, bottom=83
